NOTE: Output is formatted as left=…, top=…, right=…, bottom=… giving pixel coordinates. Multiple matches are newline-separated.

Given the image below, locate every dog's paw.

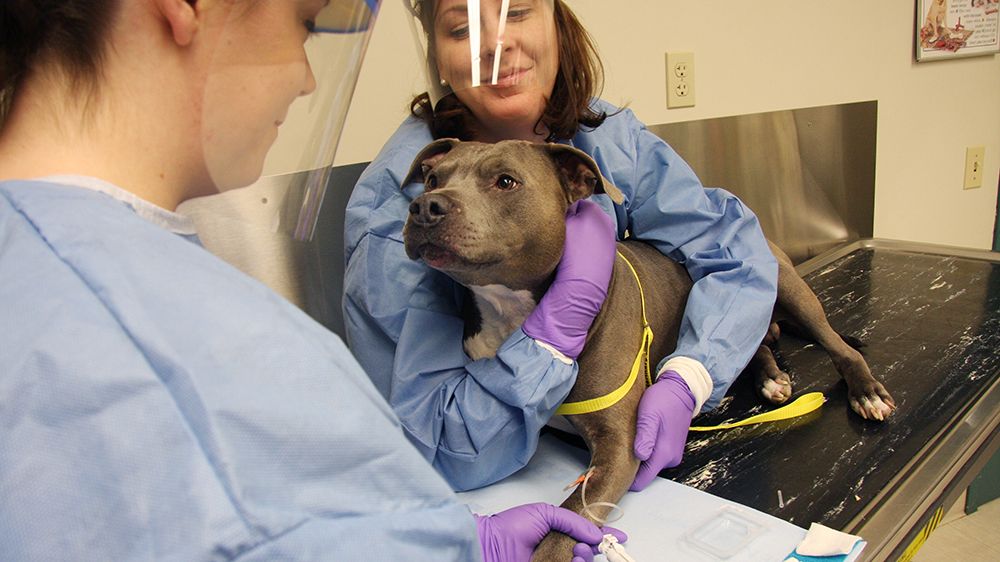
left=848, top=381, right=896, bottom=422
left=757, top=371, right=792, bottom=405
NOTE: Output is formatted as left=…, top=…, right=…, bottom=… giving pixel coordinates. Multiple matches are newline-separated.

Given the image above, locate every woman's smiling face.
left=431, top=0, right=558, bottom=141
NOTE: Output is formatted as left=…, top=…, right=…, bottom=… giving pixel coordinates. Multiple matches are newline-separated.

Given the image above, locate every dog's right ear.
left=402, top=138, right=461, bottom=188
left=542, top=144, right=625, bottom=205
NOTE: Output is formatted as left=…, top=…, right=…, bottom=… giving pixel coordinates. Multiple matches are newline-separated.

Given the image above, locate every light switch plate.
left=964, top=146, right=985, bottom=190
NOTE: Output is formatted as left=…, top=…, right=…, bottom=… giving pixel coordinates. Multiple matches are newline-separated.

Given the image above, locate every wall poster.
left=917, top=0, right=1000, bottom=61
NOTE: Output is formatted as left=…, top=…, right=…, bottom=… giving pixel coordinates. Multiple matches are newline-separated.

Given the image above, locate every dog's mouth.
left=411, top=241, right=503, bottom=273
left=418, top=244, right=461, bottom=270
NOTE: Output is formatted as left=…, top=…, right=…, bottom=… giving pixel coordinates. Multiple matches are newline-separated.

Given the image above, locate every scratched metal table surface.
left=547, top=239, right=1000, bottom=559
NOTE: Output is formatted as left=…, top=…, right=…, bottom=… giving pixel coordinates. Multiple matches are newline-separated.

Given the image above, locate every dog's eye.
left=426, top=174, right=438, bottom=190
left=496, top=175, right=518, bottom=191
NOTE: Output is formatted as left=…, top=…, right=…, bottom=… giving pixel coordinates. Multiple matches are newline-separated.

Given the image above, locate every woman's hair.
left=410, top=0, right=612, bottom=142
left=0, top=1, right=118, bottom=123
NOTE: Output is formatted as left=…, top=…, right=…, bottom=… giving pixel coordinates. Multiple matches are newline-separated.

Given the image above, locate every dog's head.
left=401, top=139, right=622, bottom=290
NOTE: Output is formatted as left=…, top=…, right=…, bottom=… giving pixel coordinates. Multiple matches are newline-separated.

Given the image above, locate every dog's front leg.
left=531, top=397, right=642, bottom=561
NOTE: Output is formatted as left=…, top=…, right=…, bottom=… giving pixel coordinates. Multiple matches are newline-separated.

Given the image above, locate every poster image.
left=917, top=0, right=1000, bottom=60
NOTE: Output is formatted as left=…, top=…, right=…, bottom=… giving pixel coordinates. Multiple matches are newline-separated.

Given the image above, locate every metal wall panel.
left=648, top=101, right=877, bottom=264
left=179, top=163, right=366, bottom=337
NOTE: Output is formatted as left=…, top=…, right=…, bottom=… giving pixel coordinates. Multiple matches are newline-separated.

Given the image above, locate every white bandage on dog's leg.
left=658, top=356, right=712, bottom=415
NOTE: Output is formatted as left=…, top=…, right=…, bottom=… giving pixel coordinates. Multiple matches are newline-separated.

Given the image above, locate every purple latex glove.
left=630, top=370, right=696, bottom=491
left=475, top=502, right=627, bottom=562
left=522, top=199, right=616, bottom=359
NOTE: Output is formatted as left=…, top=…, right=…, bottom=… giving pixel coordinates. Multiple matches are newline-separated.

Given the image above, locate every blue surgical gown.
left=343, top=100, right=778, bottom=491
left=0, top=179, right=480, bottom=561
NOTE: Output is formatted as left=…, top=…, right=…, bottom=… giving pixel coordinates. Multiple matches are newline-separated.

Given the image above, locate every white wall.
left=335, top=0, right=1000, bottom=250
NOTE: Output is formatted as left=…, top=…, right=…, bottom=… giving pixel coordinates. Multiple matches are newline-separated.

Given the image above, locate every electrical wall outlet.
left=666, top=52, right=695, bottom=109
left=964, top=146, right=985, bottom=190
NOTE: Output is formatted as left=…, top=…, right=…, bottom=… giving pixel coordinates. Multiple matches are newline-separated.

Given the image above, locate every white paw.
left=849, top=395, right=895, bottom=422
left=760, top=376, right=792, bottom=403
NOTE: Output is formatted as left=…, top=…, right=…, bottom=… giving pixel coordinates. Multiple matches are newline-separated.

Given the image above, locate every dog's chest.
left=464, top=284, right=538, bottom=360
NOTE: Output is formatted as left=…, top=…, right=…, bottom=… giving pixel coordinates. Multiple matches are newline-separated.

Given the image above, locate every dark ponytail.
left=1, top=0, right=118, bottom=123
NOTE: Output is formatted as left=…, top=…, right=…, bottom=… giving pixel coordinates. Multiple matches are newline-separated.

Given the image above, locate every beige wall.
left=335, top=0, right=1000, bottom=250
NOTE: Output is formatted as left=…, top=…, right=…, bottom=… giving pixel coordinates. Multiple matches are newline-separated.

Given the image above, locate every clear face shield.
left=406, top=0, right=558, bottom=113
left=190, top=0, right=380, bottom=242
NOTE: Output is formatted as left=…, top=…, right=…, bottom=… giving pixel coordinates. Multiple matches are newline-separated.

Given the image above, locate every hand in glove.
left=523, top=200, right=616, bottom=359
left=630, top=371, right=696, bottom=491
left=475, top=502, right=627, bottom=562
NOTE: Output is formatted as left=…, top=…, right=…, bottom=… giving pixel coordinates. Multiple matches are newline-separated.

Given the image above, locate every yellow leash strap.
left=688, top=392, right=827, bottom=432
left=555, top=251, right=653, bottom=416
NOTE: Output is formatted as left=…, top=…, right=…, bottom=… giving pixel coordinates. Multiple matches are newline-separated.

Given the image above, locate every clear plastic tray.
left=680, top=505, right=769, bottom=560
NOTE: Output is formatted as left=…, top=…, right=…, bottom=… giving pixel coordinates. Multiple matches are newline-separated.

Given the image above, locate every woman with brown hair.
left=344, top=0, right=779, bottom=493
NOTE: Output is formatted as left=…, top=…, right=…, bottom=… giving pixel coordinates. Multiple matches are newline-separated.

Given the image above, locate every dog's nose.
left=408, top=193, right=452, bottom=227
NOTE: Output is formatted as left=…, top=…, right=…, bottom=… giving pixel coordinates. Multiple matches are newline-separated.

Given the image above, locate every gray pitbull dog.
left=401, top=138, right=895, bottom=560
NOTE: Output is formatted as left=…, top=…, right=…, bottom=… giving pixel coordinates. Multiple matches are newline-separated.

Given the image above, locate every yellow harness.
left=553, top=250, right=827, bottom=430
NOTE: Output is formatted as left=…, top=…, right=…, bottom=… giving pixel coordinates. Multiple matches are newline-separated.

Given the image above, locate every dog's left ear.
left=402, top=138, right=461, bottom=188
left=542, top=144, right=625, bottom=204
